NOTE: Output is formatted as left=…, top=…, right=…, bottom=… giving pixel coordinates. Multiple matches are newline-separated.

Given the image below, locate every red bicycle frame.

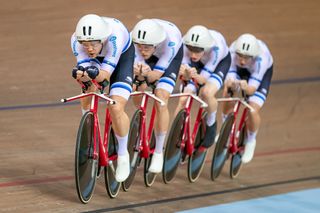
left=170, top=93, right=208, bottom=155
left=130, top=91, right=165, bottom=159
left=217, top=96, right=255, bottom=154
left=61, top=91, right=116, bottom=166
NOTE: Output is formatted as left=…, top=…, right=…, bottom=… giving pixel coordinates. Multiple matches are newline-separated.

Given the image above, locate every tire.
left=230, top=124, right=246, bottom=178
left=122, top=110, right=142, bottom=191
left=162, top=110, right=185, bottom=184
left=188, top=112, right=207, bottom=183
left=75, top=112, right=98, bottom=204
left=210, top=115, right=234, bottom=181
left=144, top=132, right=157, bottom=187
left=104, top=127, right=121, bottom=198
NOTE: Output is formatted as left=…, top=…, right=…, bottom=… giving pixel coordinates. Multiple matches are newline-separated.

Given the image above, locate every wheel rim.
left=144, top=133, right=157, bottom=187
left=75, top=112, right=98, bottom=203
left=163, top=110, right=185, bottom=183
left=230, top=124, right=245, bottom=178
left=188, top=113, right=207, bottom=182
left=105, top=128, right=120, bottom=198
left=123, top=110, right=141, bottom=191
left=211, top=115, right=234, bottom=180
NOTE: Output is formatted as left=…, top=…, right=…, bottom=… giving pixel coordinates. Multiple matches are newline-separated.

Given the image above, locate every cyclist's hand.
left=147, top=70, right=162, bottom=83
left=72, top=65, right=85, bottom=79
left=141, top=64, right=151, bottom=77
left=225, top=78, right=237, bottom=90
left=134, top=63, right=142, bottom=76
left=239, top=80, right=248, bottom=91
left=189, top=67, right=198, bottom=78
left=85, top=66, right=100, bottom=79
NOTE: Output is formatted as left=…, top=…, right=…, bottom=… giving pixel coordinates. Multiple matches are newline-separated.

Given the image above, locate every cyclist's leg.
left=200, top=53, right=231, bottom=148
left=108, top=43, right=134, bottom=181
left=149, top=45, right=183, bottom=173
left=242, top=65, right=273, bottom=163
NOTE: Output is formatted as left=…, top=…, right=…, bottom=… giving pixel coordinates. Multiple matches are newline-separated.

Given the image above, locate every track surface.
left=1, top=0, right=320, bottom=212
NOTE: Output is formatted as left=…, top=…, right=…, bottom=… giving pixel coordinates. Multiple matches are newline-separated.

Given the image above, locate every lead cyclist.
left=70, top=14, right=134, bottom=182
left=223, top=33, right=274, bottom=163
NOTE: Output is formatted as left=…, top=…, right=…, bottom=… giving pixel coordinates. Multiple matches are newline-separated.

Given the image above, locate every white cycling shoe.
left=148, top=152, right=163, bottom=173
left=241, top=139, right=256, bottom=164
left=115, top=152, right=130, bottom=182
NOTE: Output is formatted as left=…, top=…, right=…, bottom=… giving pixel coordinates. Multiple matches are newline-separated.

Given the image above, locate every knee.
left=155, top=89, right=169, bottom=110
left=109, top=98, right=127, bottom=117
left=201, top=84, right=217, bottom=99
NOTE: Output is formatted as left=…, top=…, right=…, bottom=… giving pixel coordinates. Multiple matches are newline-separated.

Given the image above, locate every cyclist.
left=70, top=14, right=134, bottom=182
left=176, top=25, right=231, bottom=148
left=131, top=18, right=183, bottom=173
left=223, top=33, right=273, bottom=163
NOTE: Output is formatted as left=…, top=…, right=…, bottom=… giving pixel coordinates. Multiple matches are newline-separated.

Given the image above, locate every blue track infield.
left=177, top=188, right=320, bottom=213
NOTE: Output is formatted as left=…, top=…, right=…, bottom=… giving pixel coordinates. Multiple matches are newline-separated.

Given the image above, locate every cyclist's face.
left=186, top=45, right=204, bottom=62
left=136, top=44, right=156, bottom=60
left=236, top=52, right=254, bottom=67
left=81, top=41, right=103, bottom=58
left=188, top=51, right=204, bottom=62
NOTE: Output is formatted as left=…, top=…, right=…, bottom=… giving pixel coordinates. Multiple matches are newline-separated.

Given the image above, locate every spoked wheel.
left=211, top=115, right=234, bottom=181
left=163, top=110, right=185, bottom=184
left=104, top=127, right=121, bottom=198
left=188, top=112, right=207, bottom=183
left=75, top=112, right=99, bottom=204
left=230, top=124, right=246, bottom=178
left=122, top=110, right=142, bottom=191
left=144, top=132, right=157, bottom=187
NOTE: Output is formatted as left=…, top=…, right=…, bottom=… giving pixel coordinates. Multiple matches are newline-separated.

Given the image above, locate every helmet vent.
left=88, top=26, right=92, bottom=35
left=191, top=34, right=200, bottom=42
left=138, top=30, right=147, bottom=39
left=82, top=26, right=86, bottom=36
left=243, top=43, right=250, bottom=51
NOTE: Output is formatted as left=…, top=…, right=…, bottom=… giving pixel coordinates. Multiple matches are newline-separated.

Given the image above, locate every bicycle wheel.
left=122, top=109, right=142, bottom=191
left=188, top=112, right=207, bottom=183
left=211, top=115, right=234, bottom=181
left=75, top=111, right=99, bottom=204
left=104, top=127, right=121, bottom=198
left=163, top=110, right=185, bottom=184
left=144, top=132, right=157, bottom=187
left=230, top=124, right=246, bottom=178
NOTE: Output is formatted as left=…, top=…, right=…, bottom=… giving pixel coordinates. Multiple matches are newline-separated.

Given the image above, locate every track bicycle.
left=61, top=80, right=122, bottom=203
left=122, top=87, right=165, bottom=190
left=163, top=93, right=208, bottom=183
left=211, top=86, right=255, bottom=180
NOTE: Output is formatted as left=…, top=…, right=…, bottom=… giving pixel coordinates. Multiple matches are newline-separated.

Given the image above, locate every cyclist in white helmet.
left=176, top=25, right=231, bottom=148
left=223, top=33, right=274, bottom=163
left=70, top=14, right=135, bottom=182
left=131, top=18, right=183, bottom=173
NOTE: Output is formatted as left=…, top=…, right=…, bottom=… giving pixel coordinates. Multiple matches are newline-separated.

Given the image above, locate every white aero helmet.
left=132, top=19, right=166, bottom=46
left=75, top=14, right=112, bottom=43
left=183, top=25, right=216, bottom=49
left=235, top=33, right=260, bottom=57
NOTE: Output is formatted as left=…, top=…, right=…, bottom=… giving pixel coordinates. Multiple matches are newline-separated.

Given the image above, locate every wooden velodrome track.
left=1, top=0, right=319, bottom=212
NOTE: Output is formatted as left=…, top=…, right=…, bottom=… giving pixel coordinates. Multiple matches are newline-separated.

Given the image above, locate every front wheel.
left=211, top=115, right=234, bottom=181
left=75, top=112, right=98, bottom=204
left=163, top=110, right=185, bottom=184
left=230, top=124, right=246, bottom=178
left=188, top=112, right=207, bottom=183
left=104, top=127, right=121, bottom=198
left=122, top=110, right=142, bottom=191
